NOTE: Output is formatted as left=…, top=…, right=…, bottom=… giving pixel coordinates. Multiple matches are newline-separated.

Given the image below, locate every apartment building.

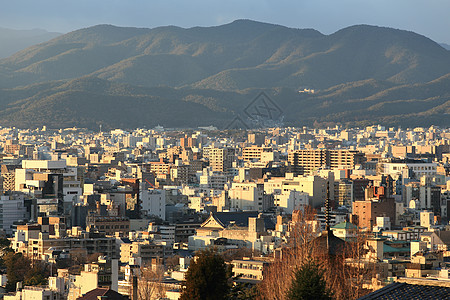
left=242, top=146, right=277, bottom=163
left=288, top=149, right=365, bottom=175
left=208, top=147, right=235, bottom=173
left=232, top=258, right=269, bottom=283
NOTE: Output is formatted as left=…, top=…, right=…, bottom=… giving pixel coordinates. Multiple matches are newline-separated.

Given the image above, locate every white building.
left=273, top=189, right=309, bottom=214
left=229, top=182, right=269, bottom=211
left=264, top=174, right=332, bottom=208
left=199, top=168, right=228, bottom=190
left=0, top=194, right=27, bottom=235
left=381, top=162, right=437, bottom=179
left=141, top=189, right=166, bottom=220
left=15, top=160, right=82, bottom=204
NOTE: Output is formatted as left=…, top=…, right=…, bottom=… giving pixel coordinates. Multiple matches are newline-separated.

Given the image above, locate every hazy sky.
left=1, top=0, right=449, bottom=43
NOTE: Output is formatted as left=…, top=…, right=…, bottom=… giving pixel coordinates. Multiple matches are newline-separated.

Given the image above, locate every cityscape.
left=0, top=124, right=448, bottom=298
left=1, top=1, right=450, bottom=299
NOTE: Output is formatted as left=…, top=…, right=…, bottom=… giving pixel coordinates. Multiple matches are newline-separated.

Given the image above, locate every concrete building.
left=352, top=186, right=396, bottom=231
left=273, top=189, right=309, bottom=214
left=199, top=168, right=228, bottom=190
left=15, top=160, right=82, bottom=213
left=86, top=216, right=130, bottom=236
left=247, top=133, right=265, bottom=146
left=68, top=257, right=119, bottom=299
left=403, top=182, right=441, bottom=216
left=335, top=179, right=353, bottom=207
left=12, top=226, right=117, bottom=261
left=120, top=241, right=165, bottom=264
left=140, top=188, right=166, bottom=220
left=242, top=146, right=277, bottom=163
left=1, top=164, right=19, bottom=192
left=0, top=193, right=27, bottom=236
left=232, top=258, right=269, bottom=284
left=229, top=182, right=272, bottom=212
left=208, top=147, right=235, bottom=173
left=380, top=161, right=437, bottom=179
left=288, top=149, right=365, bottom=175
left=264, top=174, right=333, bottom=208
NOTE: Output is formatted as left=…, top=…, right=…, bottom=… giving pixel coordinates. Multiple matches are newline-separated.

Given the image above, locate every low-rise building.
left=232, top=258, right=269, bottom=284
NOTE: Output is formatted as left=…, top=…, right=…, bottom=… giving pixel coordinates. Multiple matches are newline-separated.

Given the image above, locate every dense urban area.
left=0, top=124, right=450, bottom=299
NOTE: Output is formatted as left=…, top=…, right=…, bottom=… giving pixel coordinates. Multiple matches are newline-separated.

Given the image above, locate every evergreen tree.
left=286, top=259, right=333, bottom=300
left=4, top=252, right=31, bottom=292
left=180, top=248, right=230, bottom=300
left=4, top=252, right=49, bottom=292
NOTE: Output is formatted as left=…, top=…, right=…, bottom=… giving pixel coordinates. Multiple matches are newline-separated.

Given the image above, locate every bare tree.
left=259, top=207, right=321, bottom=300
left=340, top=230, right=378, bottom=299
left=137, top=264, right=166, bottom=300
left=259, top=207, right=376, bottom=300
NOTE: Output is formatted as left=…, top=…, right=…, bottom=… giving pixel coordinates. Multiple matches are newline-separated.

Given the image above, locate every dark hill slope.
left=0, top=75, right=448, bottom=130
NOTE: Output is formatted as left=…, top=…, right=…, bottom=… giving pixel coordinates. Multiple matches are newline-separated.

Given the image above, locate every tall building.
left=1, top=164, right=19, bottom=192
left=403, top=182, right=441, bottom=216
left=140, top=188, right=166, bottom=220
left=288, top=149, right=328, bottom=175
left=229, top=182, right=272, bottom=212
left=199, top=168, right=228, bottom=190
left=15, top=160, right=82, bottom=203
left=180, top=135, right=197, bottom=148
left=335, top=179, right=353, bottom=207
left=0, top=193, right=27, bottom=235
left=247, top=133, right=265, bottom=146
left=209, top=147, right=235, bottom=173
left=288, top=149, right=365, bottom=175
left=352, top=186, right=396, bottom=230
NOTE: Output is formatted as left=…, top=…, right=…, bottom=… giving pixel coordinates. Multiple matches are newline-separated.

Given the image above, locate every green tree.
left=4, top=252, right=30, bottom=292
left=24, top=261, right=49, bottom=287
left=229, top=282, right=260, bottom=299
left=286, top=259, right=333, bottom=300
left=0, top=238, right=14, bottom=269
left=180, top=248, right=230, bottom=300
left=0, top=238, right=11, bottom=249
left=4, top=252, right=49, bottom=292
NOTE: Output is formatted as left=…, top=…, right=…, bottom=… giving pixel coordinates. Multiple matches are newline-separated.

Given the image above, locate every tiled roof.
left=331, top=221, right=357, bottom=230
left=213, top=212, right=275, bottom=229
left=438, top=230, right=450, bottom=245
left=383, top=244, right=410, bottom=253
left=313, top=230, right=346, bottom=256
left=77, top=288, right=127, bottom=299
left=358, top=280, right=450, bottom=299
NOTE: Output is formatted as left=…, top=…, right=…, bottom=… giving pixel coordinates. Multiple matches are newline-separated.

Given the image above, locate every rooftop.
left=331, top=221, right=357, bottom=230
left=358, top=278, right=450, bottom=299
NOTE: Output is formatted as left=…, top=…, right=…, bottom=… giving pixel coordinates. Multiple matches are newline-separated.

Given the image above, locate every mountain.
left=0, top=20, right=449, bottom=129
left=441, top=43, right=450, bottom=50
left=0, top=27, right=61, bottom=59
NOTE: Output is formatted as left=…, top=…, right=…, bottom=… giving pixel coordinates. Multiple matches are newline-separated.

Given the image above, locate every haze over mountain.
left=0, top=27, right=61, bottom=59
left=440, top=43, right=450, bottom=51
left=0, top=20, right=449, bottom=129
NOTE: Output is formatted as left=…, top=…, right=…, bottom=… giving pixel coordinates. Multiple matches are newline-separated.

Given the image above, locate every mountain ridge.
left=0, top=27, right=61, bottom=59
left=0, top=20, right=449, bottom=129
